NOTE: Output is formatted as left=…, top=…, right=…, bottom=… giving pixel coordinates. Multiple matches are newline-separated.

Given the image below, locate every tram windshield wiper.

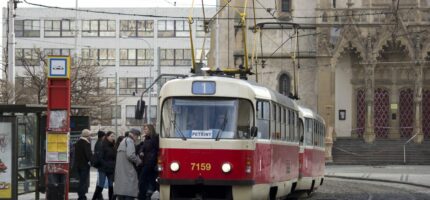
left=173, top=119, right=187, bottom=141
left=215, top=114, right=228, bottom=141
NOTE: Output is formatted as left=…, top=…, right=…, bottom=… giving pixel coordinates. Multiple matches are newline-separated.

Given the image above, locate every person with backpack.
left=92, top=130, right=106, bottom=200
left=97, top=131, right=116, bottom=200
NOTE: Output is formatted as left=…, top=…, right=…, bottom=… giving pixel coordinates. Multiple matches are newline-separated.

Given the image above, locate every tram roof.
left=298, top=105, right=325, bottom=124
left=160, top=76, right=298, bottom=110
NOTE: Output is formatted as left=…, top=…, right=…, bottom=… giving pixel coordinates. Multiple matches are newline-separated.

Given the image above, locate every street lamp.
left=121, top=36, right=154, bottom=124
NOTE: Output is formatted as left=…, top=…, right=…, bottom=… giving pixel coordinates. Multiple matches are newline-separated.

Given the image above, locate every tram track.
left=304, top=177, right=428, bottom=200
left=325, top=174, right=430, bottom=189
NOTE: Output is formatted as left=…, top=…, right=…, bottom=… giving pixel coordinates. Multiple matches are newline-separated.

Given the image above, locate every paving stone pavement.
left=325, top=165, right=430, bottom=188
left=18, top=169, right=160, bottom=200
left=19, top=165, right=429, bottom=199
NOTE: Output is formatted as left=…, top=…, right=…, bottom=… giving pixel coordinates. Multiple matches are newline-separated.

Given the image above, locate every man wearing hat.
left=114, top=128, right=142, bottom=200
left=73, top=129, right=93, bottom=200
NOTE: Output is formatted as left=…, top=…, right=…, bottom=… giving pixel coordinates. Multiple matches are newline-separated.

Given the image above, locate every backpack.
left=91, top=140, right=103, bottom=168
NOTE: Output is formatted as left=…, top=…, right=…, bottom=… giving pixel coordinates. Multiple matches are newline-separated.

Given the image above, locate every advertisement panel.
left=0, top=122, right=12, bottom=199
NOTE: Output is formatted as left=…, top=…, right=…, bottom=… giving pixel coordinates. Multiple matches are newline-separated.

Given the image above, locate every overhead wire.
left=22, top=0, right=399, bottom=21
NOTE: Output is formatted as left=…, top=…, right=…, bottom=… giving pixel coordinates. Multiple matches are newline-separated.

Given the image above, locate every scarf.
left=80, top=137, right=90, bottom=144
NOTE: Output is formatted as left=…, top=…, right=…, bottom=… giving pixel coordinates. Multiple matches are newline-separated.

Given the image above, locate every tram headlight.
left=170, top=162, right=180, bottom=172
left=245, top=157, right=252, bottom=174
left=245, top=165, right=252, bottom=174
left=221, top=163, right=232, bottom=173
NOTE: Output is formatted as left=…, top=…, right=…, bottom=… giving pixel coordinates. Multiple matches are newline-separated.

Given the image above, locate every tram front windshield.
left=161, top=98, right=253, bottom=139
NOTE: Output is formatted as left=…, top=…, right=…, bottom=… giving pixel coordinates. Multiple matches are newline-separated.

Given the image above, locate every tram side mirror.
left=135, top=100, right=145, bottom=119
left=250, top=127, right=258, bottom=138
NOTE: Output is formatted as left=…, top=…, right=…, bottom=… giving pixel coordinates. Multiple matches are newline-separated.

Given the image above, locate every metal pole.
left=74, top=0, right=79, bottom=60
left=148, top=56, right=152, bottom=124
left=215, top=0, right=219, bottom=69
left=7, top=0, right=16, bottom=103
left=115, top=71, right=118, bottom=134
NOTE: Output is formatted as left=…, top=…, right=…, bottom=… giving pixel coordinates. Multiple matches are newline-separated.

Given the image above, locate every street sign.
left=48, top=56, right=70, bottom=79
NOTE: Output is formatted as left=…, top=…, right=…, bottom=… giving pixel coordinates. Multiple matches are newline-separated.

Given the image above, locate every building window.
left=160, top=49, right=191, bottom=66
left=120, top=20, right=154, bottom=37
left=15, top=20, right=40, bottom=37
left=82, top=20, right=116, bottom=37
left=126, top=105, right=139, bottom=125
left=158, top=20, right=175, bottom=37
left=175, top=20, right=190, bottom=37
left=99, top=77, right=116, bottom=95
left=44, top=49, right=72, bottom=56
left=120, top=49, right=154, bottom=66
left=15, top=48, right=40, bottom=66
left=44, top=20, right=76, bottom=37
left=101, top=105, right=121, bottom=125
left=82, top=49, right=116, bottom=66
left=174, top=49, right=192, bottom=65
left=119, top=77, right=151, bottom=95
left=158, top=20, right=193, bottom=37
left=281, top=0, right=291, bottom=12
left=332, top=0, right=336, bottom=8
left=279, top=73, right=291, bottom=96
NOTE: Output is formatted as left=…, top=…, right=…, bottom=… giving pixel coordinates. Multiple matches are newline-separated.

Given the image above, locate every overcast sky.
left=1, top=0, right=217, bottom=77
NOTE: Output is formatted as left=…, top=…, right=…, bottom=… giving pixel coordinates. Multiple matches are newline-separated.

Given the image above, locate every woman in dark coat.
left=137, top=124, right=159, bottom=200
left=100, top=131, right=116, bottom=200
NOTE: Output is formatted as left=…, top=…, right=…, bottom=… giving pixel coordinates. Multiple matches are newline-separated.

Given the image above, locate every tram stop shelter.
left=0, top=104, right=90, bottom=200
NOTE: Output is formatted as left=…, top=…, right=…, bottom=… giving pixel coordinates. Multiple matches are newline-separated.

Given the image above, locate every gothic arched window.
left=279, top=73, right=291, bottom=96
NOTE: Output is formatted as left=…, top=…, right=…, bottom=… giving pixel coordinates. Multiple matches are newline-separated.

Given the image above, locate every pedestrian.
left=114, top=128, right=142, bottom=200
left=99, top=131, right=116, bottom=200
left=115, top=135, right=125, bottom=151
left=73, top=129, right=93, bottom=200
left=137, top=124, right=159, bottom=200
left=92, top=130, right=106, bottom=200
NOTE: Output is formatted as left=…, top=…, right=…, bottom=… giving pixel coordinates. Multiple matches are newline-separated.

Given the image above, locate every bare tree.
left=14, top=48, right=114, bottom=123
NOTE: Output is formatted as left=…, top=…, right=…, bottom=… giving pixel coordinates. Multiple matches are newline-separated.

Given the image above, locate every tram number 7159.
left=191, top=162, right=212, bottom=171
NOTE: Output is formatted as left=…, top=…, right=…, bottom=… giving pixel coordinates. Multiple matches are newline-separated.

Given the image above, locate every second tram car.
left=156, top=76, right=325, bottom=200
left=295, top=106, right=326, bottom=194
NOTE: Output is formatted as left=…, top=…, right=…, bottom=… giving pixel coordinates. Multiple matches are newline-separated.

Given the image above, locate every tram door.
left=38, top=116, right=90, bottom=192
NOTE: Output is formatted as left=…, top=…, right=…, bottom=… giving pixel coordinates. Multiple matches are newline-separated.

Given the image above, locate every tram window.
left=161, top=98, right=255, bottom=139
left=277, top=106, right=281, bottom=140
left=256, top=100, right=270, bottom=139
left=305, top=118, right=312, bottom=146
left=321, top=123, right=324, bottom=147
left=271, top=103, right=277, bottom=140
left=288, top=110, right=294, bottom=141
left=317, top=122, right=322, bottom=146
left=313, top=120, right=317, bottom=146
left=237, top=99, right=254, bottom=139
left=293, top=112, right=298, bottom=142
left=281, top=108, right=286, bottom=141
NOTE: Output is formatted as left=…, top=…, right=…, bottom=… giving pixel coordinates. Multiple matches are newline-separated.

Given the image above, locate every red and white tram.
left=295, top=106, right=326, bottom=194
left=156, top=76, right=325, bottom=200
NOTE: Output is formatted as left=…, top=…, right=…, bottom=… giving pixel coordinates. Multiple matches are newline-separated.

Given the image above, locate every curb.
left=325, top=175, right=430, bottom=189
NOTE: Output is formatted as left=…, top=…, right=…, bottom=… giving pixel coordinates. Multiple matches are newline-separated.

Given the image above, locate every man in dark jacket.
left=73, top=129, right=93, bottom=200
left=92, top=131, right=106, bottom=200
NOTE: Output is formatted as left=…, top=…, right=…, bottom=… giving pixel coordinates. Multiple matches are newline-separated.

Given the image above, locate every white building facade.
left=3, top=7, right=215, bottom=133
